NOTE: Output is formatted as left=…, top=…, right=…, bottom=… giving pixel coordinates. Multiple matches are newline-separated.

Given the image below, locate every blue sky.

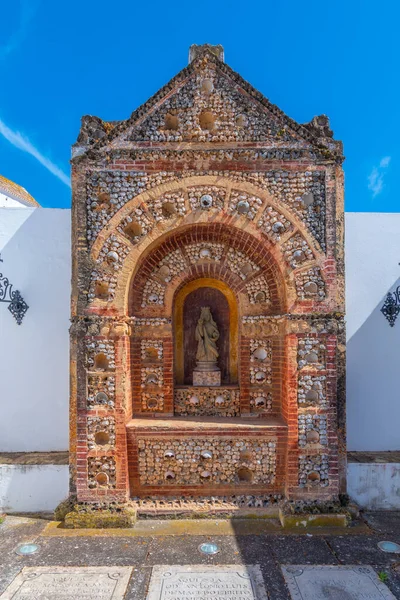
left=1, top=0, right=398, bottom=210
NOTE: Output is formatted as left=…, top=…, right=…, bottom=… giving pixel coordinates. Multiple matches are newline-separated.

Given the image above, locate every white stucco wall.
left=0, top=464, right=69, bottom=512
left=0, top=208, right=399, bottom=455
left=346, top=213, right=400, bottom=451
left=0, top=208, right=70, bottom=452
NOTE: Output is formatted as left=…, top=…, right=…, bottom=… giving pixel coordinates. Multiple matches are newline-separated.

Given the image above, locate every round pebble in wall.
left=255, top=371, right=267, bottom=383
left=189, top=395, right=200, bottom=405
left=162, top=201, right=176, bottom=217
left=107, top=251, right=119, bottom=264
left=95, top=431, right=110, bottom=446
left=301, top=192, right=314, bottom=207
left=305, top=352, right=319, bottom=364
left=236, top=114, right=248, bottom=128
left=145, top=373, right=159, bottom=385
left=201, top=78, right=214, bottom=94
left=200, top=194, right=213, bottom=209
left=255, top=397, right=266, bottom=408
left=240, top=263, right=253, bottom=277
left=253, top=347, right=268, bottom=361
left=148, top=293, right=159, bottom=304
left=200, top=471, right=211, bottom=479
left=272, top=221, right=285, bottom=234
left=165, top=471, right=176, bottom=480
left=164, top=450, right=175, bottom=459
left=164, top=114, right=179, bottom=131
left=306, top=430, right=320, bottom=444
left=201, top=450, right=213, bottom=459
left=95, top=472, right=109, bottom=486
left=254, top=291, right=267, bottom=303
left=293, top=250, right=305, bottom=263
left=305, top=389, right=319, bottom=402
left=199, top=247, right=212, bottom=259
left=237, top=200, right=250, bottom=214
left=157, top=265, right=171, bottom=282
left=147, top=397, right=159, bottom=409
left=237, top=467, right=253, bottom=483
left=199, top=111, right=215, bottom=131
left=304, top=281, right=318, bottom=294
left=95, top=391, right=109, bottom=404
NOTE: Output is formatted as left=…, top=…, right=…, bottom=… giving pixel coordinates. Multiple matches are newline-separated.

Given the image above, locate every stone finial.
left=189, top=44, right=224, bottom=63
left=306, top=115, right=333, bottom=139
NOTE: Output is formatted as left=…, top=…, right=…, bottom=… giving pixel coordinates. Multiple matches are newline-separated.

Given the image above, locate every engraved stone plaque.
left=0, top=566, right=132, bottom=600
left=281, top=565, right=396, bottom=599
left=146, top=565, right=267, bottom=599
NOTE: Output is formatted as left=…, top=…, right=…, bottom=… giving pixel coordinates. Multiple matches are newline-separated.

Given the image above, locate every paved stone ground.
left=1, top=512, right=400, bottom=599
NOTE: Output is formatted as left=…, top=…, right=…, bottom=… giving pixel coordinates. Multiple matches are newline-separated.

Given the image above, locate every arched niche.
left=174, top=278, right=238, bottom=385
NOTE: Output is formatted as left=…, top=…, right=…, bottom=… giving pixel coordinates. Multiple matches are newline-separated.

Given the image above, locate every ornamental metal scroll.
left=0, top=272, right=29, bottom=325
left=381, top=286, right=400, bottom=327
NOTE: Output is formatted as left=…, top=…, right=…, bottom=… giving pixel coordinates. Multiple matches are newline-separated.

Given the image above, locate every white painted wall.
left=346, top=213, right=400, bottom=451
left=0, top=208, right=70, bottom=452
left=0, top=465, right=69, bottom=513
left=347, top=462, right=400, bottom=510
left=0, top=208, right=399, bottom=456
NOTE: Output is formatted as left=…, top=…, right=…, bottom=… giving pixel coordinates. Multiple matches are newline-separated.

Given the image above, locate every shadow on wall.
left=0, top=208, right=71, bottom=452
left=347, top=276, right=400, bottom=452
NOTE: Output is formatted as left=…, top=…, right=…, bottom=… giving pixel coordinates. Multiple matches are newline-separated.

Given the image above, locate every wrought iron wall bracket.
left=0, top=273, right=29, bottom=325
left=381, top=286, right=400, bottom=327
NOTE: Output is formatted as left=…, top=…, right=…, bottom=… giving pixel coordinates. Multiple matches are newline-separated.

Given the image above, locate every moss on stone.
left=63, top=504, right=136, bottom=529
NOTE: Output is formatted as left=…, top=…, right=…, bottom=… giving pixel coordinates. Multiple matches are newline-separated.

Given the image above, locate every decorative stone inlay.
left=141, top=340, right=164, bottom=361
left=228, top=190, right=263, bottom=220
left=138, top=437, right=277, bottom=486
left=141, top=279, right=165, bottom=308
left=86, top=339, right=116, bottom=371
left=87, top=375, right=116, bottom=409
left=226, top=248, right=260, bottom=280
left=250, top=364, right=272, bottom=385
left=282, top=233, right=314, bottom=269
left=185, top=242, right=224, bottom=264
left=174, top=387, right=240, bottom=416
left=87, top=417, right=116, bottom=449
left=141, top=392, right=164, bottom=411
left=250, top=339, right=272, bottom=363
left=97, top=235, right=130, bottom=270
left=117, top=209, right=153, bottom=244
left=246, top=276, right=271, bottom=304
left=88, top=456, right=116, bottom=488
left=297, top=338, right=326, bottom=370
left=133, top=317, right=171, bottom=327
left=282, top=565, right=397, bottom=600
left=147, top=191, right=186, bottom=221
left=257, top=205, right=292, bottom=241
left=250, top=391, right=273, bottom=413
left=295, top=267, right=326, bottom=300
left=297, top=375, right=327, bottom=408
left=153, top=249, right=186, bottom=282
left=147, top=565, right=267, bottom=600
left=141, top=366, right=164, bottom=387
left=188, top=185, right=226, bottom=211
left=298, top=414, right=328, bottom=447
left=0, top=566, right=133, bottom=600
left=299, top=453, right=329, bottom=487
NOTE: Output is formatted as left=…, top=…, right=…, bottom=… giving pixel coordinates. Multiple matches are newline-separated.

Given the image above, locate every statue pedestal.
left=193, top=362, right=221, bottom=387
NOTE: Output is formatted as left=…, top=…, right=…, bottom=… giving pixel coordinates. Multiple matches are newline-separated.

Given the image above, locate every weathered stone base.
left=63, top=504, right=137, bottom=529
left=193, top=369, right=221, bottom=386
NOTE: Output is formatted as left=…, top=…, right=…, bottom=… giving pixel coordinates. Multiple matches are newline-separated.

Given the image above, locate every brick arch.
left=128, top=222, right=288, bottom=316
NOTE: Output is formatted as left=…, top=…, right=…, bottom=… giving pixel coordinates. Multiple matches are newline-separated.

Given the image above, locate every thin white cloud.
left=368, top=156, right=391, bottom=197
left=0, top=1, right=37, bottom=60
left=0, top=118, right=71, bottom=188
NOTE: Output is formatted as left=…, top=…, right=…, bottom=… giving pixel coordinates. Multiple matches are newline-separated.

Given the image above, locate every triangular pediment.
left=77, top=48, right=338, bottom=153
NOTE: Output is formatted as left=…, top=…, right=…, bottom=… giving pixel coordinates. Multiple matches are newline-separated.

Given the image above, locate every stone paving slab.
left=146, top=565, right=267, bottom=600
left=0, top=566, right=132, bottom=600
left=281, top=565, right=397, bottom=599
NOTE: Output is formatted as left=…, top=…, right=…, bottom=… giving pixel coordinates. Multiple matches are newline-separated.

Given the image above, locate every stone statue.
left=195, top=307, right=219, bottom=365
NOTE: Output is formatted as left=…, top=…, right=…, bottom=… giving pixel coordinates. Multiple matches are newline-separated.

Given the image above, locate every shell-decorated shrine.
left=70, top=44, right=345, bottom=507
